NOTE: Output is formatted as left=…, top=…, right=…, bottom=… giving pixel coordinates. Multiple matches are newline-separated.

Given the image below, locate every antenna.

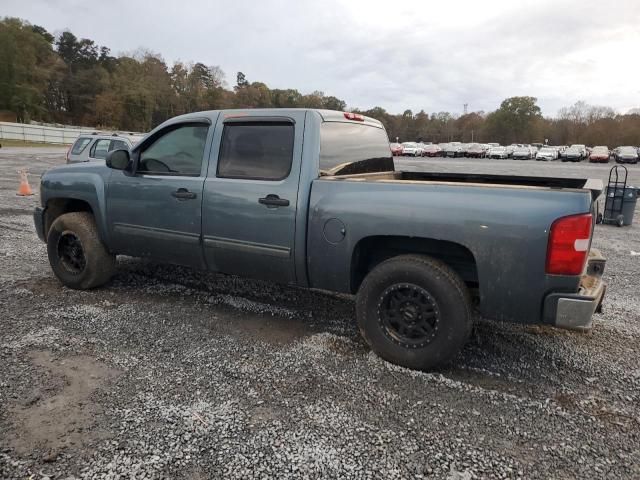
left=463, top=103, right=468, bottom=115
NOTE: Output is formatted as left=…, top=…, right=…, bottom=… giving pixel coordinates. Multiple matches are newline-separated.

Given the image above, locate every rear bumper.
left=543, top=249, right=606, bottom=331
left=34, top=206, right=46, bottom=242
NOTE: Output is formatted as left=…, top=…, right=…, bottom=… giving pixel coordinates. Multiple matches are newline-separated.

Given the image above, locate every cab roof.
left=165, top=108, right=385, bottom=129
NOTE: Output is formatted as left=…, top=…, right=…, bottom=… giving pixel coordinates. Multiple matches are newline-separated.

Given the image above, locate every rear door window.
left=110, top=139, right=129, bottom=151
left=217, top=122, right=294, bottom=180
left=320, top=122, right=393, bottom=175
left=71, top=137, right=91, bottom=155
left=90, top=139, right=111, bottom=159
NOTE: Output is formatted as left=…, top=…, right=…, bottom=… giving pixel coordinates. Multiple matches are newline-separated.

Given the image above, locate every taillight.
left=344, top=112, right=364, bottom=121
left=546, top=213, right=592, bottom=275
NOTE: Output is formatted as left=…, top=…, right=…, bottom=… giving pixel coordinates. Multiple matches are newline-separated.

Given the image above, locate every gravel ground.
left=0, top=148, right=639, bottom=479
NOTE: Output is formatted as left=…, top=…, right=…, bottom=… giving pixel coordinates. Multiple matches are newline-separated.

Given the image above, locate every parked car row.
left=570, top=145, right=639, bottom=164
left=391, top=142, right=545, bottom=159
left=390, top=141, right=639, bottom=164
left=611, top=146, right=639, bottom=164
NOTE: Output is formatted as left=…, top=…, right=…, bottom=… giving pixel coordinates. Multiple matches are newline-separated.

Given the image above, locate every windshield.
left=402, top=142, right=417, bottom=147
left=619, top=147, right=637, bottom=154
left=319, top=121, right=394, bottom=175
left=540, top=148, right=554, bottom=152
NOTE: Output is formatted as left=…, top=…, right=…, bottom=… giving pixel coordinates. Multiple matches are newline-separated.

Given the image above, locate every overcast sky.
left=4, top=0, right=640, bottom=116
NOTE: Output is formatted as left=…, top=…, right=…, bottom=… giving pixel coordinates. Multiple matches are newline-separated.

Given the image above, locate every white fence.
left=0, top=122, right=143, bottom=145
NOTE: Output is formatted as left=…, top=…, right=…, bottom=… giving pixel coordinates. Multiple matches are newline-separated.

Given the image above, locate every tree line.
left=1, top=17, right=639, bottom=146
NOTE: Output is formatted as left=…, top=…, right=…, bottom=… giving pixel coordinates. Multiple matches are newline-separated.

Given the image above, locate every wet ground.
left=1, top=147, right=639, bottom=479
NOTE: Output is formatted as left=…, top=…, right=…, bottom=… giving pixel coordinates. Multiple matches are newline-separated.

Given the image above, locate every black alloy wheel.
left=57, top=231, right=86, bottom=274
left=377, top=283, right=440, bottom=349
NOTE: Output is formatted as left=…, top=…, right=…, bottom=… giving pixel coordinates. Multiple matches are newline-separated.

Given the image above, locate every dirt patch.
left=0, top=208, right=32, bottom=216
left=8, top=350, right=121, bottom=457
left=445, top=368, right=533, bottom=397
left=215, top=309, right=311, bottom=345
left=249, top=405, right=282, bottom=427
left=13, top=276, right=62, bottom=296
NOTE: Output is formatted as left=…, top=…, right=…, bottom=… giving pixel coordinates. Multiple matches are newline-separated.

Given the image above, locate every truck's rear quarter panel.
left=307, top=178, right=593, bottom=324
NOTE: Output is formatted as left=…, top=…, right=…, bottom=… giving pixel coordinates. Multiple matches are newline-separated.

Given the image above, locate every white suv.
left=66, top=133, right=140, bottom=164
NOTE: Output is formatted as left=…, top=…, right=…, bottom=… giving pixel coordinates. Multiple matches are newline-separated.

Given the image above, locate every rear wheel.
left=47, top=212, right=116, bottom=289
left=356, top=255, right=472, bottom=370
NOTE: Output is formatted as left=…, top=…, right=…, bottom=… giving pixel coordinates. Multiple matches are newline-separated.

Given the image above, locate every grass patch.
left=0, top=139, right=70, bottom=147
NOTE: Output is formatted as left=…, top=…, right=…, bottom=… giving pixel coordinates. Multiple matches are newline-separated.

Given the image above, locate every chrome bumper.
left=543, top=249, right=606, bottom=331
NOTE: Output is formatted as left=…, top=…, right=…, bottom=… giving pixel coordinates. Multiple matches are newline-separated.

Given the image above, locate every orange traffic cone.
left=17, top=169, right=34, bottom=196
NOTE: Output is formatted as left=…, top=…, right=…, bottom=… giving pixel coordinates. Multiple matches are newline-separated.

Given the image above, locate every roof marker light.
left=344, top=112, right=364, bottom=121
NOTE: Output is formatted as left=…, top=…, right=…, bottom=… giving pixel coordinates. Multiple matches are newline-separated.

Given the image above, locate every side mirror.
left=106, top=149, right=130, bottom=170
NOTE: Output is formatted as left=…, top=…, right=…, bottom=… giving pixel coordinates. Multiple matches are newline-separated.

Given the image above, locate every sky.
left=4, top=0, right=640, bottom=116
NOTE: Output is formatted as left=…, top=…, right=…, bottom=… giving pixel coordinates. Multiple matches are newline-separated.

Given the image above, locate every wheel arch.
left=44, top=197, right=105, bottom=242
left=350, top=235, right=478, bottom=296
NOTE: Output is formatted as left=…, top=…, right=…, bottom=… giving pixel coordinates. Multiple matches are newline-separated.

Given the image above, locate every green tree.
left=0, top=18, right=57, bottom=122
left=271, top=89, right=302, bottom=108
left=54, top=30, right=109, bottom=124
left=455, top=112, right=484, bottom=142
left=485, top=96, right=542, bottom=144
left=235, top=71, right=249, bottom=89
left=322, top=95, right=346, bottom=111
left=31, top=24, right=54, bottom=44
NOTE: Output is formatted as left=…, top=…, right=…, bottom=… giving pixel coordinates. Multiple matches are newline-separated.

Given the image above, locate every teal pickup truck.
left=34, top=109, right=606, bottom=370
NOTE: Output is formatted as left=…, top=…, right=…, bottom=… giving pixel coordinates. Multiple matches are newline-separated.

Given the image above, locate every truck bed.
left=309, top=169, right=600, bottom=324
left=324, top=171, right=603, bottom=200
left=400, top=171, right=586, bottom=188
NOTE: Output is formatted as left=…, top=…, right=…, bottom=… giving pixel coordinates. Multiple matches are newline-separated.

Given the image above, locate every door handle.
left=171, top=188, right=197, bottom=200
left=258, top=194, right=290, bottom=208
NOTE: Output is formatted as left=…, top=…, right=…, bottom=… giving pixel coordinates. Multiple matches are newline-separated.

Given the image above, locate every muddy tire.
left=46, top=212, right=115, bottom=289
left=356, top=254, right=472, bottom=371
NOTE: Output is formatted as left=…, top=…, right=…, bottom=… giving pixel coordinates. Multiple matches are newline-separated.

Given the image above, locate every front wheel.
left=47, top=212, right=116, bottom=289
left=356, top=255, right=472, bottom=370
